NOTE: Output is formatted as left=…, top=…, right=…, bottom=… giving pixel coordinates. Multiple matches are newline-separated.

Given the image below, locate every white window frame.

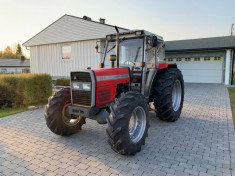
left=167, top=58, right=173, bottom=62
left=185, top=58, right=191, bottom=61
left=176, top=58, right=182, bottom=62
left=61, top=44, right=72, bottom=61
left=204, top=57, right=211, bottom=61
left=214, top=56, right=221, bottom=61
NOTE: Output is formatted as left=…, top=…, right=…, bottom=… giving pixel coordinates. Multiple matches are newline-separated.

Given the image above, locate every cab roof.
left=106, top=30, right=163, bottom=41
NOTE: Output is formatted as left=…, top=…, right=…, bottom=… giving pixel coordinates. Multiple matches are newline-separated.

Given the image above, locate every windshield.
left=104, top=38, right=144, bottom=68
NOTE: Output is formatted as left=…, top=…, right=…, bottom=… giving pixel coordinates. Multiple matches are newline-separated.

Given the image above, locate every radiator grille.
left=98, top=87, right=111, bottom=103
left=72, top=90, right=91, bottom=106
left=71, top=72, right=92, bottom=106
left=71, top=72, right=91, bottom=82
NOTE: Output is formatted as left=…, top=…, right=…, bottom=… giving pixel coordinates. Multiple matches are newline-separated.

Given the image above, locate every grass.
left=0, top=107, right=28, bottom=118
left=228, top=87, right=235, bottom=124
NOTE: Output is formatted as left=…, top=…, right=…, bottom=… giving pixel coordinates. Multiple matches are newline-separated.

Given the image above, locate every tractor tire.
left=106, top=91, right=150, bottom=155
left=45, top=88, right=86, bottom=136
left=153, top=68, right=184, bottom=122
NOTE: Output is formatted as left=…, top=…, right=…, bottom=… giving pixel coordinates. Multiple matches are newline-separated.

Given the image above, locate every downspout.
left=231, top=50, right=234, bottom=85
left=225, top=49, right=232, bottom=85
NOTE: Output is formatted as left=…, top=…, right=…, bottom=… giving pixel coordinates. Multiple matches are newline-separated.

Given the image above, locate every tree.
left=0, top=44, right=25, bottom=59
left=16, top=43, right=22, bottom=56
left=13, top=43, right=17, bottom=54
left=2, top=46, right=18, bottom=59
left=4, top=46, right=12, bottom=54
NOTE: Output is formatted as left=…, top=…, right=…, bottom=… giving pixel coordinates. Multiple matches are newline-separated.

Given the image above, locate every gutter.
left=165, top=47, right=235, bottom=53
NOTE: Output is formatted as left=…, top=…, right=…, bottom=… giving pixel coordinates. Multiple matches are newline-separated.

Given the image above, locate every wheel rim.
left=62, top=101, right=81, bottom=126
left=129, top=106, right=146, bottom=143
left=172, top=79, right=182, bottom=111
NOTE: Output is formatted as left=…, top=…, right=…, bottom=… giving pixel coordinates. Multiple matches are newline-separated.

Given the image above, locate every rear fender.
left=157, top=63, right=177, bottom=70
left=145, top=63, right=177, bottom=98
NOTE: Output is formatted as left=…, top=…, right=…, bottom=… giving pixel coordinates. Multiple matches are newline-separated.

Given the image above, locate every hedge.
left=56, top=78, right=70, bottom=86
left=0, top=73, right=52, bottom=108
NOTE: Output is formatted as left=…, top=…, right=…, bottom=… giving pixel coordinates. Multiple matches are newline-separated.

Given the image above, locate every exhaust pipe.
left=115, top=26, right=119, bottom=68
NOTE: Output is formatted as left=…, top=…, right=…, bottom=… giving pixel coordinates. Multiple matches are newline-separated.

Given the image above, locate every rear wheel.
left=45, top=88, right=86, bottom=136
left=106, top=91, right=150, bottom=155
left=153, top=68, right=184, bottom=122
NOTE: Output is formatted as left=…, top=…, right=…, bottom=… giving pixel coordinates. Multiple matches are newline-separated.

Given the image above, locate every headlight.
left=72, top=82, right=91, bottom=91
left=82, top=83, right=91, bottom=91
left=72, top=82, right=80, bottom=89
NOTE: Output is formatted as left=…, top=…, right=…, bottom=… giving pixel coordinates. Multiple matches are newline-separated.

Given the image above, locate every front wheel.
left=153, top=68, right=184, bottom=122
left=106, top=91, right=150, bottom=155
left=45, top=88, right=86, bottom=136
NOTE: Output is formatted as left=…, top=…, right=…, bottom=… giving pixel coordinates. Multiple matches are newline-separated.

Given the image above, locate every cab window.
left=146, top=47, right=156, bottom=68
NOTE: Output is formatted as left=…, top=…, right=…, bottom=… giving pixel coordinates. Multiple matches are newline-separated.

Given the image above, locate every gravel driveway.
left=0, top=83, right=234, bottom=176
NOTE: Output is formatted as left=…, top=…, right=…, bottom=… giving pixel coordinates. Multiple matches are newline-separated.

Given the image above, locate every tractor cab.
left=98, top=29, right=166, bottom=94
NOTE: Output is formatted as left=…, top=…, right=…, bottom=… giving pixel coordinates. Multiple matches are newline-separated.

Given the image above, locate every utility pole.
left=231, top=23, right=235, bottom=36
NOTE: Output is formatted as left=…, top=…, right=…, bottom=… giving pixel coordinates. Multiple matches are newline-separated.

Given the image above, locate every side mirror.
left=151, top=36, right=158, bottom=47
left=95, top=44, right=99, bottom=53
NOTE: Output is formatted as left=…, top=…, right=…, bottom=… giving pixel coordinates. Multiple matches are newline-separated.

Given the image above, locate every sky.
left=0, top=0, right=235, bottom=57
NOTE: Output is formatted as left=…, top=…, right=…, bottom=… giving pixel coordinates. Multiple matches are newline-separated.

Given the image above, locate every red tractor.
left=45, top=27, right=184, bottom=155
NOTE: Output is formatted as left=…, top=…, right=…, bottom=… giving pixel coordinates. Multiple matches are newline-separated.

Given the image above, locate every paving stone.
left=0, top=84, right=234, bottom=176
left=43, top=171, right=57, bottom=176
left=14, top=166, right=27, bottom=174
left=77, top=163, right=89, bottom=170
left=76, top=170, right=89, bottom=175
left=87, top=167, right=100, bottom=174
left=184, top=168, right=199, bottom=175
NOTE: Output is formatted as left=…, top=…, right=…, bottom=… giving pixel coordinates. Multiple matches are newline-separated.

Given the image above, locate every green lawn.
left=0, top=107, right=28, bottom=118
left=228, top=87, right=235, bottom=124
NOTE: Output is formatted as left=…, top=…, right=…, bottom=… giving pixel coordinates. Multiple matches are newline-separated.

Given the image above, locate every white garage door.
left=167, top=57, right=223, bottom=83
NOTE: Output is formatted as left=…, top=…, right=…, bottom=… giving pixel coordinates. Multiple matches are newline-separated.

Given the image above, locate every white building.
left=23, top=14, right=127, bottom=79
left=0, top=58, right=30, bottom=73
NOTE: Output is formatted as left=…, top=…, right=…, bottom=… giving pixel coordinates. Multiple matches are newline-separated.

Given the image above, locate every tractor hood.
left=90, top=67, right=130, bottom=106
left=92, top=67, right=130, bottom=87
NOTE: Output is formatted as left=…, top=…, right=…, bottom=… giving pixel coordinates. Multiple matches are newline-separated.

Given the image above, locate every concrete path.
left=0, top=83, right=234, bottom=176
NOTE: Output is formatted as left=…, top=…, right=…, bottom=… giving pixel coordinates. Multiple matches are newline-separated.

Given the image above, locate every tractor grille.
left=71, top=72, right=91, bottom=82
left=72, top=90, right=91, bottom=106
left=71, top=72, right=92, bottom=107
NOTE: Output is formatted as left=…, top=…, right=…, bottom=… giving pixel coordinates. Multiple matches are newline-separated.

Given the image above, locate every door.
left=167, top=57, right=223, bottom=83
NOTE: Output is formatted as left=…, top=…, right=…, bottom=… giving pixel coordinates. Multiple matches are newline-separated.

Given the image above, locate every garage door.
left=167, top=57, right=223, bottom=83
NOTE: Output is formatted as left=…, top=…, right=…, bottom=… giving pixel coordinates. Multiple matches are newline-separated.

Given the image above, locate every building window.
left=62, top=45, right=71, bottom=60
left=185, top=58, right=191, bottom=61
left=22, top=68, right=30, bottom=73
left=214, top=57, right=221, bottom=61
left=176, top=58, right=182, bottom=61
left=204, top=57, right=210, bottom=61
left=194, top=57, right=200, bottom=61
left=168, top=58, right=173, bottom=62
left=0, top=68, right=7, bottom=73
